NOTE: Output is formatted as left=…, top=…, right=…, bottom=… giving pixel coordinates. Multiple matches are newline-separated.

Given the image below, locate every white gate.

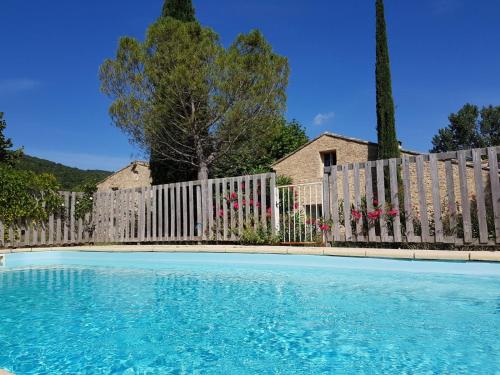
left=277, top=182, right=323, bottom=244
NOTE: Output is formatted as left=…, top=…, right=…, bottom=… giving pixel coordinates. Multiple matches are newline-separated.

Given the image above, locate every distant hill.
left=15, top=155, right=112, bottom=191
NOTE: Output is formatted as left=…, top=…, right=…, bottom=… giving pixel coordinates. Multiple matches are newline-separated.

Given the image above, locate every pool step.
left=0, top=254, right=4, bottom=267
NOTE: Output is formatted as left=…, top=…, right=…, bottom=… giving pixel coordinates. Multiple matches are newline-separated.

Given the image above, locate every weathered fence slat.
left=389, top=158, right=402, bottom=242
left=63, top=192, right=70, bottom=243
left=487, top=147, right=500, bottom=243
left=330, top=168, right=340, bottom=241
left=252, top=175, right=259, bottom=230
left=222, top=178, right=228, bottom=240
left=457, top=150, right=472, bottom=243
left=189, top=181, right=194, bottom=240
left=353, top=163, right=363, bottom=241
left=444, top=160, right=457, bottom=238
left=237, top=177, right=244, bottom=236
left=215, top=180, right=221, bottom=240
left=365, top=162, right=376, bottom=242
left=175, top=183, right=181, bottom=240
left=342, top=164, right=352, bottom=241
left=196, top=183, right=202, bottom=239
left=415, top=155, right=430, bottom=242
left=230, top=178, right=236, bottom=240
left=472, top=148, right=488, bottom=243
left=182, top=183, right=188, bottom=241
left=260, top=174, right=267, bottom=230
left=429, top=154, right=444, bottom=242
left=376, top=159, right=389, bottom=242
left=270, top=173, right=277, bottom=235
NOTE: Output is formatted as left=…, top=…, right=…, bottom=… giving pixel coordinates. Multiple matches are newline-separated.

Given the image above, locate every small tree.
left=0, top=112, right=23, bottom=166
left=100, top=19, right=289, bottom=181
left=375, top=0, right=400, bottom=160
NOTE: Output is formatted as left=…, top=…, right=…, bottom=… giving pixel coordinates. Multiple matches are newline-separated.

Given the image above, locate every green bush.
left=0, top=166, right=62, bottom=227
left=239, top=225, right=280, bottom=245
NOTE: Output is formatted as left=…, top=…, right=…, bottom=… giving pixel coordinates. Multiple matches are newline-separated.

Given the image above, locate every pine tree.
left=375, top=0, right=399, bottom=160
left=150, top=0, right=198, bottom=184
left=0, top=112, right=22, bottom=166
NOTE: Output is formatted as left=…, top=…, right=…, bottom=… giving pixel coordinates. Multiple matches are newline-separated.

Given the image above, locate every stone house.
left=97, top=161, right=152, bottom=192
left=272, top=132, right=487, bottom=218
left=272, top=132, right=420, bottom=184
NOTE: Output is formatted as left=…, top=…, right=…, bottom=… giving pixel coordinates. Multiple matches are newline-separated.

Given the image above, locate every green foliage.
left=212, top=119, right=308, bottom=177
left=161, top=0, right=195, bottom=22
left=0, top=112, right=23, bottom=166
left=75, top=182, right=97, bottom=221
left=431, top=104, right=500, bottom=152
left=375, top=0, right=399, bottom=160
left=15, top=154, right=111, bottom=191
left=239, top=225, right=280, bottom=245
left=0, top=166, right=63, bottom=227
left=100, top=16, right=289, bottom=181
left=276, top=175, right=293, bottom=186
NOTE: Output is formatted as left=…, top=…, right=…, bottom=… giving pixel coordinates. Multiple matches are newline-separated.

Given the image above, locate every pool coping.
left=1, top=245, right=499, bottom=262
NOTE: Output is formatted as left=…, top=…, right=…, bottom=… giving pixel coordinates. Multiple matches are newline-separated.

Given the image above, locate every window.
left=321, top=150, right=337, bottom=167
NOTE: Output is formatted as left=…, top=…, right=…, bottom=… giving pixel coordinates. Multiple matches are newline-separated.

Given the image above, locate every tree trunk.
left=198, top=162, right=208, bottom=182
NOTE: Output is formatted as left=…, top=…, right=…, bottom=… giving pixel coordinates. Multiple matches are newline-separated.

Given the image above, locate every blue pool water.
left=0, top=252, right=499, bottom=374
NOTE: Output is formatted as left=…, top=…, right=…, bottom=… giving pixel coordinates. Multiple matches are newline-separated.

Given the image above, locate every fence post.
left=322, top=167, right=331, bottom=246
left=270, top=173, right=279, bottom=235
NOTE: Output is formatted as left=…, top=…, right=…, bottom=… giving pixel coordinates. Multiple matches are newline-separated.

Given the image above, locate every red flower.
left=233, top=202, right=239, bottom=210
left=319, top=224, right=331, bottom=231
left=373, top=199, right=379, bottom=206
left=218, top=209, right=224, bottom=217
left=242, top=199, right=246, bottom=206
left=387, top=209, right=399, bottom=217
left=250, top=199, right=254, bottom=206
left=266, top=207, right=272, bottom=217
left=367, top=210, right=381, bottom=220
left=351, top=209, right=362, bottom=220
left=294, top=202, right=299, bottom=209
left=230, top=192, right=237, bottom=200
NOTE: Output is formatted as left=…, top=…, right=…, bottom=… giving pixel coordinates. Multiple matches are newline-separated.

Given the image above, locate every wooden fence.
left=322, top=146, right=500, bottom=245
left=2, top=147, right=499, bottom=249
left=0, top=192, right=88, bottom=248
left=91, top=173, right=277, bottom=244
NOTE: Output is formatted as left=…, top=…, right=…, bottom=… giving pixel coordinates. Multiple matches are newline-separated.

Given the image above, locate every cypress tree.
left=375, top=0, right=399, bottom=160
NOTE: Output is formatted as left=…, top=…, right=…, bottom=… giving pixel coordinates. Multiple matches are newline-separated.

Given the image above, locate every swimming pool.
left=1, top=251, right=499, bottom=374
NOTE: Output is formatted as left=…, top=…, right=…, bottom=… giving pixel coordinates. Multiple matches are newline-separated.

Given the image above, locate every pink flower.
left=351, top=209, right=362, bottom=220
left=256, top=201, right=261, bottom=208
left=294, top=202, right=299, bottom=209
left=233, top=202, right=239, bottom=210
left=250, top=199, right=254, bottom=206
left=319, top=224, right=331, bottom=231
left=218, top=209, right=224, bottom=217
left=387, top=209, right=399, bottom=217
left=242, top=199, right=246, bottom=206
left=230, top=192, right=237, bottom=200
left=367, top=210, right=381, bottom=220
left=266, top=207, right=272, bottom=217
left=373, top=199, right=379, bottom=206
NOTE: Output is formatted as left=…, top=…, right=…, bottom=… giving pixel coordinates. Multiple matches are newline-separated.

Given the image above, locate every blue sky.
left=1, top=0, right=499, bottom=171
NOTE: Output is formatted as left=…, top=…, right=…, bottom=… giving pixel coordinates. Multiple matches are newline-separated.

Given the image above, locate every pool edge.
left=1, top=245, right=499, bottom=263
